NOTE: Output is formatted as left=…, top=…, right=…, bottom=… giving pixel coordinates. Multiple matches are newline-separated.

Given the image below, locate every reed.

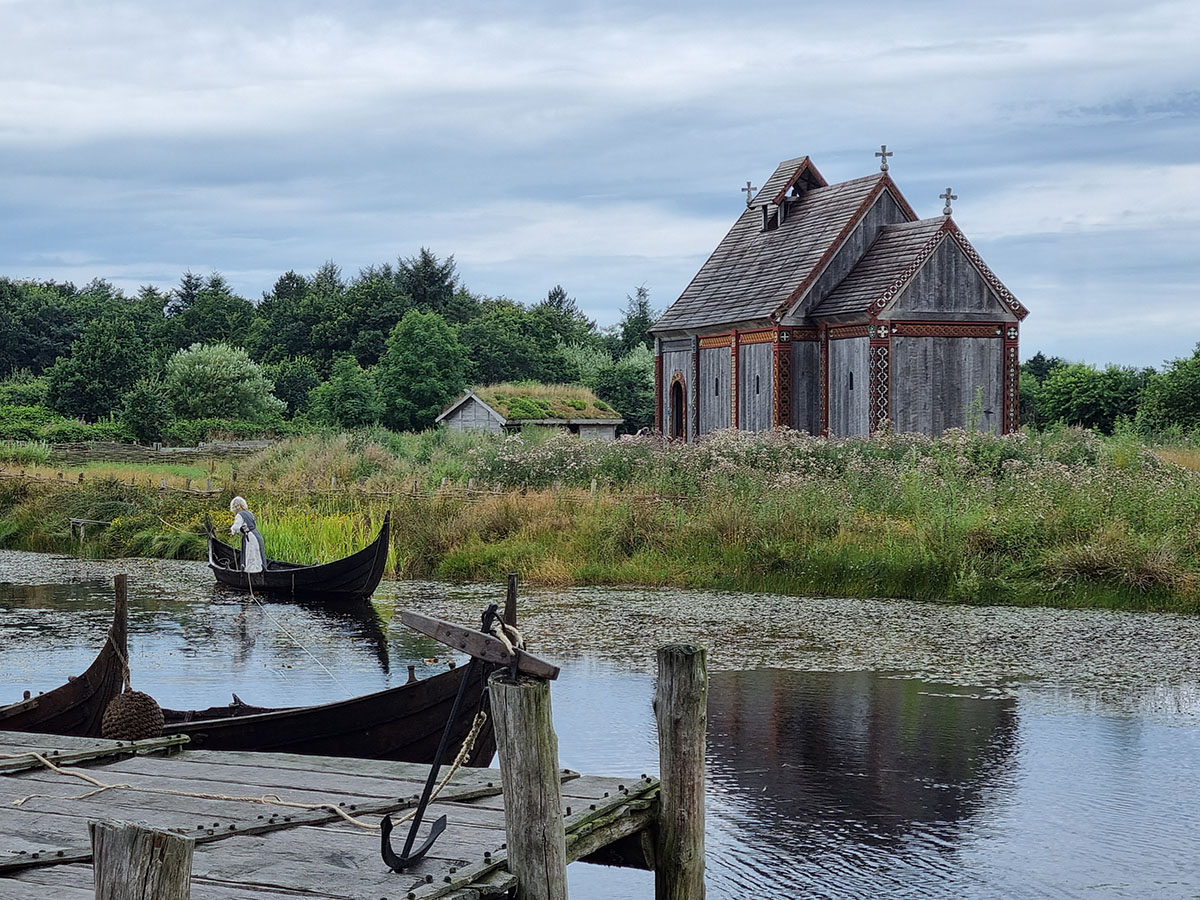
left=0, top=426, right=1197, bottom=613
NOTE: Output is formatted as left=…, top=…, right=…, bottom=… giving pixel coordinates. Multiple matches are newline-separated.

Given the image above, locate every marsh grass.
left=1, top=426, right=1198, bottom=613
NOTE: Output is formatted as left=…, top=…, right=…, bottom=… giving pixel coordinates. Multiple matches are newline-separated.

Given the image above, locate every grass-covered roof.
left=472, top=383, right=622, bottom=421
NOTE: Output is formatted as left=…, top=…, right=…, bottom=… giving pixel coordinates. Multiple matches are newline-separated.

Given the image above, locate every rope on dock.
left=4, top=712, right=488, bottom=830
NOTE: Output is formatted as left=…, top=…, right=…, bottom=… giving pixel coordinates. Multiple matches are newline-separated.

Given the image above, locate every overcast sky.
left=1, top=0, right=1197, bottom=367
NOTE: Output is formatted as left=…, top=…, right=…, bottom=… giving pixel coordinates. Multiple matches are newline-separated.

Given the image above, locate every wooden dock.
left=0, top=731, right=659, bottom=899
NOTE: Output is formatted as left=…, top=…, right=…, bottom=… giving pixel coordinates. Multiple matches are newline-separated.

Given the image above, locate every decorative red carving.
left=890, top=322, right=1004, bottom=339
left=773, top=327, right=792, bottom=428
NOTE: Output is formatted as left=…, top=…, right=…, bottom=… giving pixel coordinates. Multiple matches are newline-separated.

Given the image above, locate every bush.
left=0, top=370, right=49, bottom=407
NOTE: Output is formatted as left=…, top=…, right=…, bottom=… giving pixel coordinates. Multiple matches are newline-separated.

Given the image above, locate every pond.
left=1, top=550, right=1198, bottom=898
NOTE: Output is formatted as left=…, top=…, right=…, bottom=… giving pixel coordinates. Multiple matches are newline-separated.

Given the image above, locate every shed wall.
left=828, top=337, right=869, bottom=436
left=887, top=240, right=1018, bottom=320
left=578, top=424, right=618, bottom=441
left=442, top=397, right=503, bottom=432
left=738, top=342, right=773, bottom=432
left=699, top=346, right=732, bottom=435
left=891, top=336, right=1003, bottom=434
left=790, top=341, right=820, bottom=434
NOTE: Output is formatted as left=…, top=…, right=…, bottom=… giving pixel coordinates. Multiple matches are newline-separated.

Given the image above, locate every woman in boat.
left=229, top=496, right=266, bottom=573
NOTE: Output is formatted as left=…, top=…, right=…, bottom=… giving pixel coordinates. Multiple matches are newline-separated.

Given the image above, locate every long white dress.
left=230, top=511, right=265, bottom=574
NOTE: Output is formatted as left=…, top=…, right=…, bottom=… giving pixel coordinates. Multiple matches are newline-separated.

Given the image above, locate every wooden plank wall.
left=891, top=336, right=1003, bottom=434
left=698, top=347, right=731, bottom=436
left=828, top=337, right=870, bottom=437
left=790, top=341, right=820, bottom=434
left=737, top=342, right=773, bottom=433
left=889, top=240, right=1019, bottom=320
left=443, top=397, right=503, bottom=433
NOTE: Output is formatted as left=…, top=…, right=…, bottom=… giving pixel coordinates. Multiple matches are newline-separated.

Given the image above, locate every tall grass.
left=1, top=427, right=1198, bottom=613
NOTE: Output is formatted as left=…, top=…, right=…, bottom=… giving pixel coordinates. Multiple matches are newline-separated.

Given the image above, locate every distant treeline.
left=3, top=249, right=1200, bottom=444
left=0, top=249, right=657, bottom=443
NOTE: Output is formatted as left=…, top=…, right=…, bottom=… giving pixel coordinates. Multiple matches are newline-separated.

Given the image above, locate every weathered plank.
left=91, top=820, right=194, bottom=900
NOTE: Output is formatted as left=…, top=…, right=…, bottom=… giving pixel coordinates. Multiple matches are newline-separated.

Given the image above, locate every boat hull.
left=162, top=662, right=495, bottom=766
left=209, top=512, right=390, bottom=601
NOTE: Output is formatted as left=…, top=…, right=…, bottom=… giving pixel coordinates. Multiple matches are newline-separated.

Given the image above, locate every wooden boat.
left=0, top=577, right=128, bottom=737
left=207, top=511, right=391, bottom=601
left=160, top=661, right=495, bottom=766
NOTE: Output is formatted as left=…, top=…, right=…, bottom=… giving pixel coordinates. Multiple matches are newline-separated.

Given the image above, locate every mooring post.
left=654, top=643, right=707, bottom=900
left=505, top=572, right=519, bottom=627
left=489, top=672, right=567, bottom=900
left=90, top=819, right=194, bottom=900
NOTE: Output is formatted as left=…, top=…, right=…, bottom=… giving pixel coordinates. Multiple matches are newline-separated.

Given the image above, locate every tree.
left=608, top=285, right=657, bottom=357
left=120, top=377, right=172, bottom=443
left=397, top=249, right=459, bottom=320
left=590, top=344, right=655, bottom=433
left=162, top=273, right=255, bottom=350
left=376, top=310, right=467, bottom=431
left=1135, top=344, right=1200, bottom=432
left=308, top=357, right=382, bottom=428
left=164, top=343, right=284, bottom=422
left=46, top=316, right=149, bottom=420
left=1038, top=363, right=1150, bottom=433
left=1023, top=351, right=1067, bottom=383
left=263, top=357, right=322, bottom=418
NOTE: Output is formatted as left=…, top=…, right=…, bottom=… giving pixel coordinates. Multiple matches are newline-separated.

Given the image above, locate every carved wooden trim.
left=829, top=324, right=870, bottom=340
left=889, top=322, right=1005, bottom=339
left=773, top=327, right=792, bottom=428
left=738, top=329, right=775, bottom=345
left=691, top=342, right=700, bottom=440
left=668, top=370, right=687, bottom=440
left=819, top=324, right=830, bottom=436
left=949, top=227, right=1029, bottom=321
left=784, top=326, right=819, bottom=341
left=868, top=227, right=949, bottom=316
left=1003, top=323, right=1020, bottom=434
left=655, top=355, right=664, bottom=432
left=730, top=330, right=739, bottom=429
left=698, top=333, right=732, bottom=349
left=869, top=327, right=891, bottom=434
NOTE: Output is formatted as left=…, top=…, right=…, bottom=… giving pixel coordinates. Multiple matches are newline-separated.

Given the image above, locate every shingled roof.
left=652, top=159, right=904, bottom=333
left=814, top=217, right=1030, bottom=320
left=814, top=218, right=949, bottom=317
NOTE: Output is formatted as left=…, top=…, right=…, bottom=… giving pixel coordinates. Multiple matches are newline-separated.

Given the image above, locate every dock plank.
left=0, top=731, right=658, bottom=900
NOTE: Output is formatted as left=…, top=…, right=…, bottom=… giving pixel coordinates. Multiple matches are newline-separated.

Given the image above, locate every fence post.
left=655, top=644, right=708, bottom=900
left=505, top=573, right=519, bottom=627
left=489, top=673, right=567, bottom=900
left=90, top=819, right=194, bottom=900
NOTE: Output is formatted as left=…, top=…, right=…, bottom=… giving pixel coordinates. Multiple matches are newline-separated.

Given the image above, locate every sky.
left=1, top=0, right=1198, bottom=368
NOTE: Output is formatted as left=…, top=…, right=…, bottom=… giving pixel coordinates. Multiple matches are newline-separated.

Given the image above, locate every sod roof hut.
left=436, top=384, right=623, bottom=440
left=650, top=154, right=1029, bottom=440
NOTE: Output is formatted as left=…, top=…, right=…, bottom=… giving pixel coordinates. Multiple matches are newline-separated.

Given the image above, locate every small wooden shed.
left=437, top=385, right=623, bottom=440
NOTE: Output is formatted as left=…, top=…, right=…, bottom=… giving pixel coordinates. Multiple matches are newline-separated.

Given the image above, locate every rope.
left=4, top=710, right=488, bottom=831
left=489, top=621, right=525, bottom=657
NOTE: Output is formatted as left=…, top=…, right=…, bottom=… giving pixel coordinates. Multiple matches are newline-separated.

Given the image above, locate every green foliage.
left=398, top=248, right=461, bottom=320
left=1135, top=345, right=1200, bottom=433
left=0, top=369, right=49, bottom=407
left=608, top=285, right=657, bottom=357
left=376, top=310, right=467, bottom=431
left=165, top=343, right=284, bottom=423
left=308, top=357, right=382, bottom=428
left=121, top=378, right=172, bottom=443
left=1038, top=363, right=1150, bottom=434
left=0, top=440, right=51, bottom=465
left=46, top=316, right=149, bottom=420
left=162, top=417, right=291, bottom=446
left=590, top=344, right=654, bottom=432
left=263, top=357, right=322, bottom=418
left=162, top=272, right=255, bottom=350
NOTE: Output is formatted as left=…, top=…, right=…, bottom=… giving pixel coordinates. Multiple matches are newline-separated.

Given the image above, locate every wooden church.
left=650, top=153, right=1029, bottom=439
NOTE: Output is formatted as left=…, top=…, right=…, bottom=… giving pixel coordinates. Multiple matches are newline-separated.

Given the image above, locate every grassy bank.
left=1, top=427, right=1198, bottom=613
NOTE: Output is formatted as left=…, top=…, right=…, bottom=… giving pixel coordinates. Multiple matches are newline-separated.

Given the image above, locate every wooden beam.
left=401, top=612, right=559, bottom=680
left=654, top=644, right=707, bottom=900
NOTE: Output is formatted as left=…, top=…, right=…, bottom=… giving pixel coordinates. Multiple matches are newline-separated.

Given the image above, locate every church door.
left=670, top=380, right=685, bottom=439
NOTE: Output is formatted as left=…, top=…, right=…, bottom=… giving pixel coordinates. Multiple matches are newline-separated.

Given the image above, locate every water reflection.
left=2, top=553, right=1200, bottom=898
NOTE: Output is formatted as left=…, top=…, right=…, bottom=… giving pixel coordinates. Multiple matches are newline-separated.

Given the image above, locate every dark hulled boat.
left=161, top=662, right=495, bottom=766
left=0, top=577, right=128, bottom=737
left=208, top=511, right=391, bottom=601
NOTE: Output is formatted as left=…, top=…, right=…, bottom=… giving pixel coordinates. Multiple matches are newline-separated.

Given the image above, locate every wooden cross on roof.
left=875, top=144, right=893, bottom=172
left=741, top=180, right=757, bottom=208
left=940, top=187, right=958, bottom=215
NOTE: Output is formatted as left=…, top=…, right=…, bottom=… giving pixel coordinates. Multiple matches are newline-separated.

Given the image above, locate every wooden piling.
left=654, top=643, right=707, bottom=900
left=489, top=673, right=567, bottom=900
left=505, top=573, right=519, bottom=627
left=90, top=819, right=194, bottom=900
